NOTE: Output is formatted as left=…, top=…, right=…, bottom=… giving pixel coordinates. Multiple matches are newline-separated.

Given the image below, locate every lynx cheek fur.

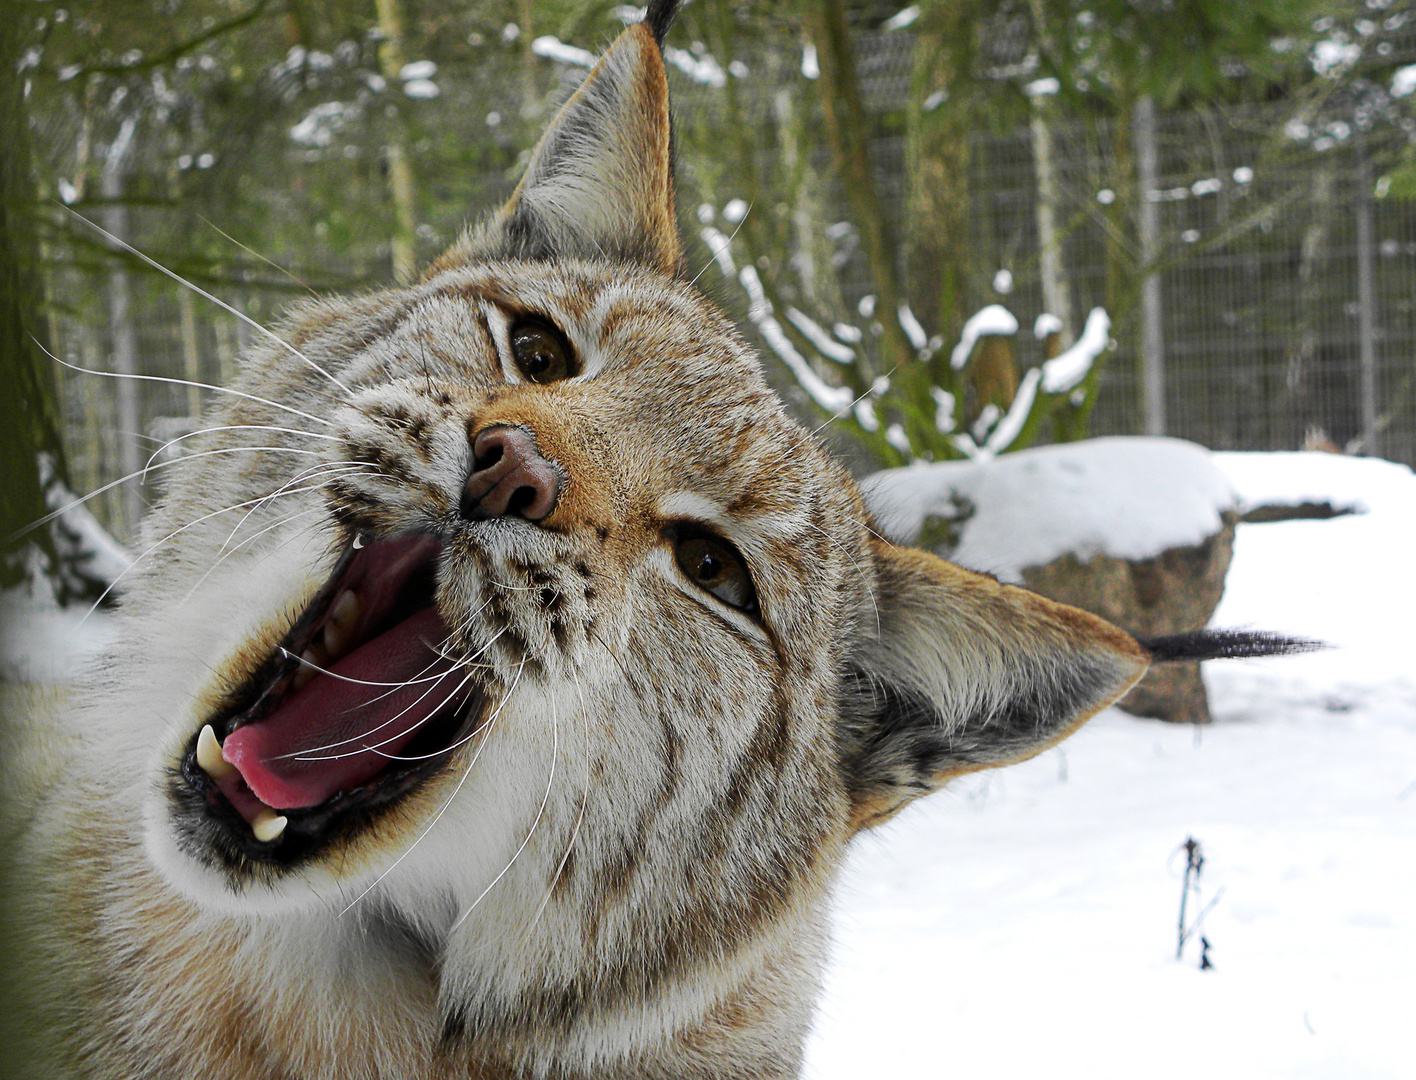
left=9, top=4, right=1173, bottom=1077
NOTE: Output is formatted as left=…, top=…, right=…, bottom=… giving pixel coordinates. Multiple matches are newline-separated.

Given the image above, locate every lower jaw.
left=172, top=688, right=487, bottom=872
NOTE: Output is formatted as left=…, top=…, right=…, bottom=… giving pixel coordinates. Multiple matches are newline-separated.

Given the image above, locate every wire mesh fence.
left=954, top=103, right=1416, bottom=466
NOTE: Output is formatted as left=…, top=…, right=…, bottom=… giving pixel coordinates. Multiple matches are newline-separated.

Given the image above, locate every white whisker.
left=69, top=481, right=352, bottom=630
left=803, top=519, right=880, bottom=634
left=275, top=645, right=472, bottom=692
left=178, top=506, right=325, bottom=608
left=450, top=664, right=557, bottom=933
left=809, top=363, right=898, bottom=438
left=143, top=424, right=338, bottom=478
left=219, top=462, right=372, bottom=552
left=284, top=662, right=474, bottom=762
left=336, top=654, right=527, bottom=918
left=61, top=207, right=357, bottom=399
left=37, top=336, right=334, bottom=428
left=689, top=201, right=752, bottom=289
left=6, top=445, right=320, bottom=545
left=522, top=664, right=591, bottom=939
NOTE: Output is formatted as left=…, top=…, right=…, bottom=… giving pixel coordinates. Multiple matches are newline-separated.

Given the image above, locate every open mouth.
left=176, top=533, right=483, bottom=867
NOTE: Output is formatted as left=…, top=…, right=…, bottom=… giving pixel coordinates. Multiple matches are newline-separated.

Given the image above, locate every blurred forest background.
left=5, top=0, right=1416, bottom=561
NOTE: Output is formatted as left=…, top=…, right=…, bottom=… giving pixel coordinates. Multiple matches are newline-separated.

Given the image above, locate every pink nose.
left=460, top=425, right=562, bottom=522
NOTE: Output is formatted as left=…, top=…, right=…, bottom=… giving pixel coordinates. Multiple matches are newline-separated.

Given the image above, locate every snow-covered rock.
left=864, top=437, right=1242, bottom=723
left=863, top=436, right=1236, bottom=580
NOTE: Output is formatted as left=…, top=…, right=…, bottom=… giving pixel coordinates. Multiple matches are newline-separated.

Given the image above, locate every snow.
left=930, top=386, right=956, bottom=435
left=697, top=226, right=737, bottom=277
left=1040, top=306, right=1110, bottom=393
left=1217, top=449, right=1382, bottom=517
left=290, top=101, right=356, bottom=147
left=810, top=451, right=1416, bottom=1080
left=950, top=304, right=1019, bottom=370
left=863, top=437, right=1237, bottom=579
left=801, top=42, right=819, bottom=80
left=852, top=399, right=879, bottom=433
left=0, top=592, right=116, bottom=683
left=786, top=308, right=856, bottom=364
left=881, top=6, right=920, bottom=31
left=398, top=60, right=437, bottom=81
left=947, top=369, right=1054, bottom=462
left=664, top=46, right=726, bottom=89
left=1393, top=64, right=1416, bottom=97
left=896, top=304, right=928, bottom=351
left=530, top=36, right=595, bottom=68
left=1312, top=39, right=1361, bottom=77
left=738, top=266, right=854, bottom=413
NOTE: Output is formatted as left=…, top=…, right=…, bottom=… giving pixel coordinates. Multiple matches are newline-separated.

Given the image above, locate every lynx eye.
left=510, top=319, right=575, bottom=383
left=672, top=528, right=759, bottom=614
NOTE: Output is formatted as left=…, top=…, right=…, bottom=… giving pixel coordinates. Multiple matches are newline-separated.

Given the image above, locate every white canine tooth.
left=196, top=724, right=237, bottom=780
left=251, top=808, right=288, bottom=843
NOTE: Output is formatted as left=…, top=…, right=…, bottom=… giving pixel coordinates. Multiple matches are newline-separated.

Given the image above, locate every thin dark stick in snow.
left=1176, top=836, right=1203, bottom=961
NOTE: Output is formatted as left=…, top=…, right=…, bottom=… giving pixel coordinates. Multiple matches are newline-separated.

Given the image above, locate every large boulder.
left=1018, top=516, right=1235, bottom=723
left=863, top=437, right=1239, bottom=724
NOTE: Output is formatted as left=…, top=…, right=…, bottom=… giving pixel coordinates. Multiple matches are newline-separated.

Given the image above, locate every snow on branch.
left=1041, top=307, right=1111, bottom=394
left=950, top=304, right=1019, bottom=370
left=786, top=307, right=856, bottom=363
left=738, top=267, right=855, bottom=413
left=531, top=36, right=596, bottom=68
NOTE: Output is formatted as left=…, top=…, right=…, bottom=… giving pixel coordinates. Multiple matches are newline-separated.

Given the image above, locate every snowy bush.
left=702, top=207, right=1112, bottom=466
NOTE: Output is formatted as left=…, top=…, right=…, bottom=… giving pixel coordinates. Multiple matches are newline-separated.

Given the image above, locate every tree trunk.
left=1, top=13, right=68, bottom=590
left=907, top=0, right=975, bottom=355
left=99, top=117, right=144, bottom=536
left=1030, top=90, right=1073, bottom=345
left=1134, top=93, right=1166, bottom=436
left=802, top=0, right=911, bottom=378
left=373, top=0, right=418, bottom=284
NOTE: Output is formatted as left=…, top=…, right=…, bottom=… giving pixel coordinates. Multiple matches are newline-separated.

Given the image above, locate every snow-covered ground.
left=807, top=451, right=1416, bottom=1080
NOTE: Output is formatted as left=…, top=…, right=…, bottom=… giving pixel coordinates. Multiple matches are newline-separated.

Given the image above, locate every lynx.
left=8, top=3, right=1301, bottom=1077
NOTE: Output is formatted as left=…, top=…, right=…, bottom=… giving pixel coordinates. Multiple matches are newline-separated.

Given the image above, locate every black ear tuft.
left=643, top=0, right=682, bottom=45
left=1141, top=629, right=1325, bottom=662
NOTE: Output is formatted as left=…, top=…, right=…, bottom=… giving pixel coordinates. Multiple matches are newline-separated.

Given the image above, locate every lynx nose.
left=461, top=424, right=562, bottom=522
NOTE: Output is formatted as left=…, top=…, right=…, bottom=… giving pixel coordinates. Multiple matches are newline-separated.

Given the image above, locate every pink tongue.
left=221, top=607, right=465, bottom=810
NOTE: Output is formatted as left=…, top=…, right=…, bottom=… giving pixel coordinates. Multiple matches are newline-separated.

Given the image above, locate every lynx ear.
left=840, top=539, right=1149, bottom=831
left=435, top=4, right=684, bottom=276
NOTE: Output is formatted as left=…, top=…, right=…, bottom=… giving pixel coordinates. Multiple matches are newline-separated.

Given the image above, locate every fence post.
left=1135, top=94, right=1166, bottom=437
left=1356, top=138, right=1380, bottom=457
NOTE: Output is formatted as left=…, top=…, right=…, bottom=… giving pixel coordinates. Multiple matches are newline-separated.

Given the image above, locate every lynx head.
left=114, top=0, right=1148, bottom=1069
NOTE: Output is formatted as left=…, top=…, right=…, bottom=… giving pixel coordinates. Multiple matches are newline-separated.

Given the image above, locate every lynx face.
left=49, top=4, right=1155, bottom=1076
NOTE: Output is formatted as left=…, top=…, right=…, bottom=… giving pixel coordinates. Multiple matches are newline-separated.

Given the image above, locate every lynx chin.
left=7, top=2, right=1306, bottom=1077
